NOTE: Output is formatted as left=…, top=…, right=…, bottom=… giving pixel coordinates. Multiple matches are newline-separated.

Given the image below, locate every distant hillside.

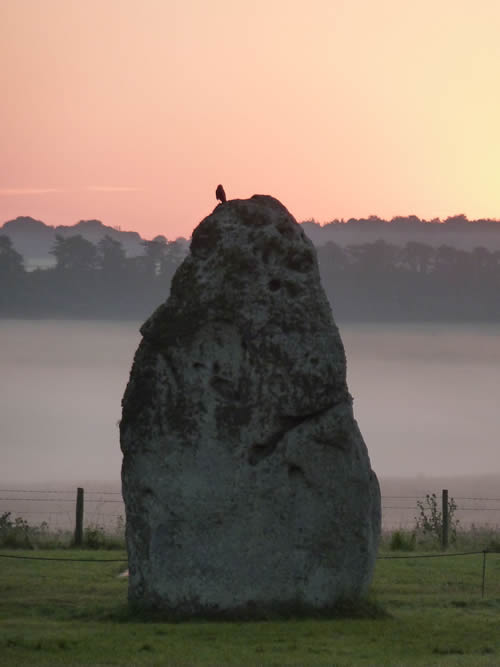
left=3, top=213, right=500, bottom=269
left=302, top=215, right=500, bottom=251
left=0, top=217, right=146, bottom=269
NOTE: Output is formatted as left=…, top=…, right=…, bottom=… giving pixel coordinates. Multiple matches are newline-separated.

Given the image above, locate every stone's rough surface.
left=120, top=195, right=381, bottom=617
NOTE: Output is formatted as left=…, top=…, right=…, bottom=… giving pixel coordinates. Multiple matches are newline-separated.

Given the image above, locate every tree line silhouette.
left=302, top=214, right=500, bottom=251
left=0, top=234, right=187, bottom=319
left=1, top=233, right=499, bottom=321
left=317, top=240, right=500, bottom=321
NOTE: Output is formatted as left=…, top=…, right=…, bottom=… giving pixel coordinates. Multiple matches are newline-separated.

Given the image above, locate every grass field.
left=1, top=549, right=500, bottom=666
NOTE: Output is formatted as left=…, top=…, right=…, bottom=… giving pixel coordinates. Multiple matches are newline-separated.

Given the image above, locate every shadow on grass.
left=91, top=596, right=390, bottom=624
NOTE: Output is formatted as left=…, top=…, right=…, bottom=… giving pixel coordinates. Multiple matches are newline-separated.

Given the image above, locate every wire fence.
left=1, top=487, right=500, bottom=534
left=0, top=487, right=125, bottom=533
left=1, top=488, right=500, bottom=601
left=381, top=494, right=500, bottom=530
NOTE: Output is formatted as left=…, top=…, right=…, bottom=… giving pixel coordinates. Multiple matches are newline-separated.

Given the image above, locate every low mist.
left=341, top=323, right=500, bottom=478
left=1, top=320, right=499, bottom=485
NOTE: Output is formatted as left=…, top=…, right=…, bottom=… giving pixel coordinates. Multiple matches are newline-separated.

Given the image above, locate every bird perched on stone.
left=215, top=184, right=226, bottom=203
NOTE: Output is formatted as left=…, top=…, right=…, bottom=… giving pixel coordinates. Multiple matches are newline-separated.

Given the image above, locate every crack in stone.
left=248, top=403, right=334, bottom=465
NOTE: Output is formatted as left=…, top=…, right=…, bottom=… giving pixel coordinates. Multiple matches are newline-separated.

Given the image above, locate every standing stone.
left=120, top=195, right=380, bottom=617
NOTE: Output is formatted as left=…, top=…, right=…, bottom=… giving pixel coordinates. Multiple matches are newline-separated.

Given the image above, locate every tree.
left=347, top=240, right=399, bottom=271
left=390, top=215, right=422, bottom=225
left=444, top=214, right=468, bottom=225
left=434, top=244, right=459, bottom=273
left=317, top=241, right=348, bottom=272
left=0, top=235, right=24, bottom=277
left=97, top=235, right=127, bottom=274
left=50, top=235, right=97, bottom=271
left=0, top=235, right=26, bottom=315
left=141, top=235, right=168, bottom=276
left=400, top=242, right=434, bottom=274
left=158, top=238, right=188, bottom=281
left=471, top=246, right=496, bottom=272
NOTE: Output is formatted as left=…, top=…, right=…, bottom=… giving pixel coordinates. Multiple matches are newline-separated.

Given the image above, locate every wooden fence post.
left=442, top=488, right=449, bottom=550
left=481, top=550, right=487, bottom=598
left=74, top=487, right=84, bottom=546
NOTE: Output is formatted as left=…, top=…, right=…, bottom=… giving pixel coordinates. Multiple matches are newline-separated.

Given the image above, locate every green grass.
left=0, top=549, right=499, bottom=665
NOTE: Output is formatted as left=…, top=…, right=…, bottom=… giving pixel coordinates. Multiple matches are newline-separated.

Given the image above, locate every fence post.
left=74, top=487, right=84, bottom=546
left=442, top=489, right=449, bottom=550
left=481, top=550, right=487, bottom=598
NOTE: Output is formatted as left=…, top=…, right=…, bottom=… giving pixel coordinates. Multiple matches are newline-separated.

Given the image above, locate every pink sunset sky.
left=2, top=0, right=500, bottom=240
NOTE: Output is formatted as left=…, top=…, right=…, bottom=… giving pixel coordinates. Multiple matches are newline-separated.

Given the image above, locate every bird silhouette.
left=215, top=184, right=226, bottom=203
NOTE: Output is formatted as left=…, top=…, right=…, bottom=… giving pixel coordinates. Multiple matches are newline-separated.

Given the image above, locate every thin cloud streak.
left=0, top=186, right=143, bottom=196
left=0, top=188, right=62, bottom=196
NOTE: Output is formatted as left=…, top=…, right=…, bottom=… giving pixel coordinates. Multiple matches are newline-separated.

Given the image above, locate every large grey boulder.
left=120, top=195, right=380, bottom=617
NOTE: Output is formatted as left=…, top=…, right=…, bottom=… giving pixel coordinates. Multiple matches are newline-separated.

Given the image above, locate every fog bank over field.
left=1, top=320, right=499, bottom=484
left=341, top=323, right=500, bottom=477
